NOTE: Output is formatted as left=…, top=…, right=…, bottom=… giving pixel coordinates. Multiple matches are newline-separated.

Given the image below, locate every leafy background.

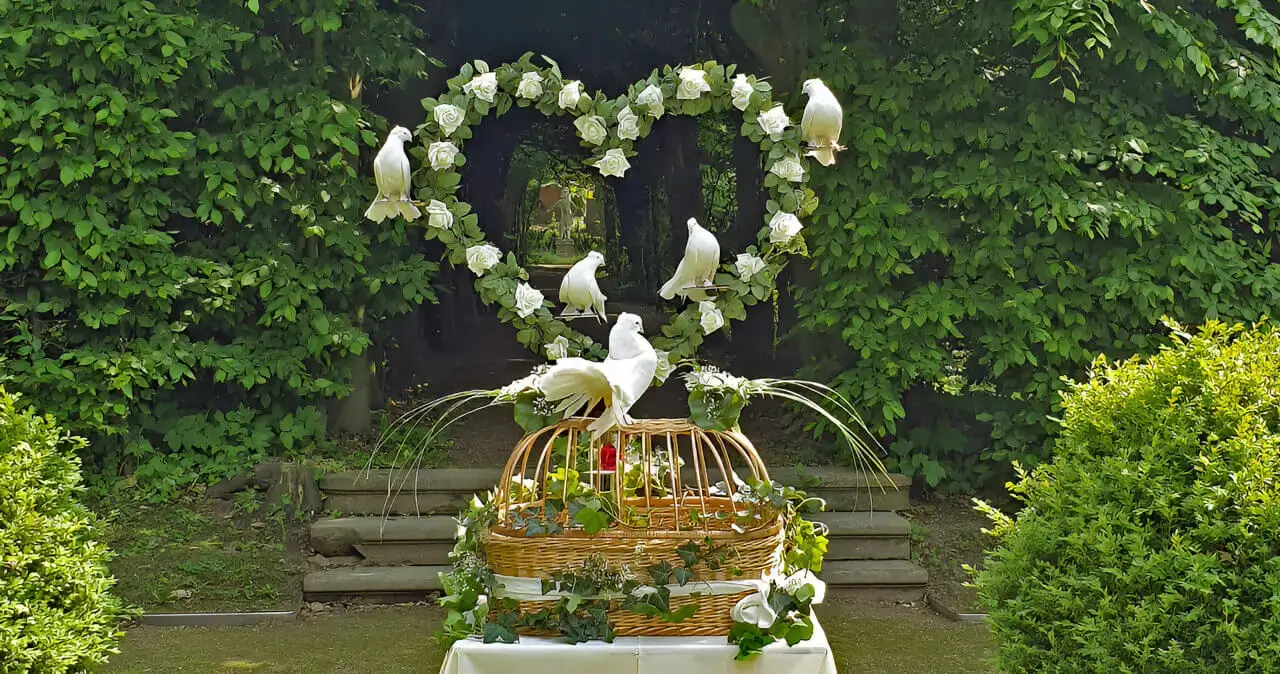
left=1, top=0, right=1278, bottom=498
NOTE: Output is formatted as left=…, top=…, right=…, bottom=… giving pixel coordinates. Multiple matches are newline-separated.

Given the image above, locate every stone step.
left=310, top=511, right=911, bottom=565
left=301, top=559, right=927, bottom=602
left=320, top=468, right=910, bottom=516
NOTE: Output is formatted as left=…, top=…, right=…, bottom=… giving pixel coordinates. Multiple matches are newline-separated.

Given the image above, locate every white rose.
left=735, top=253, right=766, bottom=281
left=653, top=350, right=674, bottom=383
left=592, top=148, right=631, bottom=178
left=433, top=104, right=465, bottom=136
left=463, top=72, right=498, bottom=103
left=778, top=569, right=827, bottom=605
left=516, top=71, right=544, bottom=99
left=757, top=104, right=791, bottom=141
left=676, top=67, right=711, bottom=100
left=426, top=200, right=454, bottom=229
left=636, top=84, right=664, bottom=118
left=768, top=211, right=803, bottom=244
left=730, top=589, right=777, bottom=629
left=465, top=244, right=501, bottom=276
left=769, top=156, right=806, bottom=183
left=498, top=373, right=540, bottom=401
left=698, top=300, right=724, bottom=334
left=616, top=106, right=640, bottom=140
left=514, top=282, right=545, bottom=318
left=558, top=80, right=583, bottom=110
left=544, top=335, right=570, bottom=361
left=574, top=115, right=608, bottom=146
left=427, top=141, right=460, bottom=171
left=730, top=74, right=753, bottom=111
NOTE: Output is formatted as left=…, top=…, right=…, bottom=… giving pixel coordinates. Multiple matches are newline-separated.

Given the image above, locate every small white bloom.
left=514, top=282, right=545, bottom=318
left=636, top=84, right=665, bottom=118
left=426, top=199, right=454, bottom=229
left=516, top=71, right=544, bottom=99
left=558, top=80, right=583, bottom=110
left=574, top=115, right=608, bottom=146
left=778, top=569, right=827, bottom=604
left=756, top=104, right=791, bottom=141
left=498, top=373, right=541, bottom=400
left=433, top=104, right=466, bottom=136
left=427, top=141, right=460, bottom=171
left=592, top=148, right=631, bottom=178
left=735, top=253, right=766, bottom=281
left=653, top=350, right=674, bottom=383
left=768, top=211, right=803, bottom=244
left=616, top=106, right=640, bottom=140
left=544, top=335, right=570, bottom=361
left=730, top=588, right=777, bottom=629
left=730, top=74, right=753, bottom=111
left=466, top=244, right=501, bottom=276
left=676, top=67, right=711, bottom=100
left=463, top=72, right=498, bottom=103
left=769, top=156, right=806, bottom=183
left=698, top=300, right=724, bottom=334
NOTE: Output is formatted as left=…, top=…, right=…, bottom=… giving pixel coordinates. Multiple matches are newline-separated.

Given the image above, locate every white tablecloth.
left=439, top=616, right=837, bottom=674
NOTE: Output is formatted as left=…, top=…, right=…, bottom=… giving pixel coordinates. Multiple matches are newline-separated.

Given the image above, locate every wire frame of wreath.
left=410, top=52, right=820, bottom=381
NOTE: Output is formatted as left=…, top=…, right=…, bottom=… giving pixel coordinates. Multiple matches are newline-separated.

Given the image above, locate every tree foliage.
left=974, top=321, right=1280, bottom=671
left=796, top=0, right=1280, bottom=490
left=0, top=0, right=436, bottom=498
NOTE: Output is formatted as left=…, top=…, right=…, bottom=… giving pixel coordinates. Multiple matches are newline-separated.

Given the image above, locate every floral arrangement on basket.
left=387, top=362, right=888, bottom=661
left=434, top=419, right=833, bottom=660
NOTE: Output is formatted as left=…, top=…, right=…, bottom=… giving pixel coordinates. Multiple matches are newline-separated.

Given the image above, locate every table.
left=439, top=616, right=838, bottom=674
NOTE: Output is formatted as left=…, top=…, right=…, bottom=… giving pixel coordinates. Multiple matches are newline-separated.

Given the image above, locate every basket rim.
left=483, top=513, right=784, bottom=541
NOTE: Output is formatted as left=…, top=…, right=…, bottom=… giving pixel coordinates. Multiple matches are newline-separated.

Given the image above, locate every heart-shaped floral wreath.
left=410, top=53, right=820, bottom=383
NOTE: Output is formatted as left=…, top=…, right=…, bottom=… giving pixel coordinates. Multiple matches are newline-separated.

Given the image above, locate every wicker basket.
left=482, top=417, right=785, bottom=636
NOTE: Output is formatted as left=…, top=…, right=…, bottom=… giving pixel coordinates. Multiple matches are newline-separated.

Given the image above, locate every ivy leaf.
left=676, top=541, right=700, bottom=568
left=648, top=560, right=673, bottom=586
left=672, top=566, right=694, bottom=586
left=573, top=505, right=609, bottom=534
left=482, top=621, right=518, bottom=644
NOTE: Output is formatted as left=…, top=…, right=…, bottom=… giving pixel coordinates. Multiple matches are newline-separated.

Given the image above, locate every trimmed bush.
left=0, top=388, right=124, bottom=672
left=974, top=321, right=1280, bottom=672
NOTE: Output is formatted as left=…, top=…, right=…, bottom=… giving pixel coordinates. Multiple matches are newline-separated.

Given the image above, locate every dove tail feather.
left=397, top=200, right=422, bottom=221
left=658, top=278, right=679, bottom=300
left=364, top=198, right=396, bottom=223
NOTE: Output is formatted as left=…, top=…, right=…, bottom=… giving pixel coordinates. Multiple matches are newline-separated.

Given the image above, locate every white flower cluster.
left=683, top=365, right=748, bottom=394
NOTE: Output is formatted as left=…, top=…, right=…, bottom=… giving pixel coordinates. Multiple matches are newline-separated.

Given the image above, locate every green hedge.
left=0, top=0, right=434, bottom=499
left=974, top=321, right=1280, bottom=671
left=0, top=388, right=125, bottom=672
left=794, top=0, right=1280, bottom=491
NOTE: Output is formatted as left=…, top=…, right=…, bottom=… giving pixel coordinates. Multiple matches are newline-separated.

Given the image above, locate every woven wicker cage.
left=483, top=417, right=785, bottom=636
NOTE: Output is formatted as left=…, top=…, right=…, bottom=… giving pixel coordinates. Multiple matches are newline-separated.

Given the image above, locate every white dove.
left=558, top=250, right=608, bottom=322
left=537, top=312, right=658, bottom=438
left=364, top=126, right=421, bottom=223
left=801, top=79, right=845, bottom=167
left=659, top=218, right=720, bottom=302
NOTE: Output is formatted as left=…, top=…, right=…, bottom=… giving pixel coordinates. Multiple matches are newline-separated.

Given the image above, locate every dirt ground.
left=907, top=495, right=995, bottom=613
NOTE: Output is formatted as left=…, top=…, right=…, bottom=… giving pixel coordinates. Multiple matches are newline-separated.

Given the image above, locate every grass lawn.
left=102, top=597, right=993, bottom=673
left=95, top=496, right=306, bottom=613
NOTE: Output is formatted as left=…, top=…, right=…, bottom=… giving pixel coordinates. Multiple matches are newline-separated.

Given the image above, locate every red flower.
left=600, top=444, right=618, bottom=472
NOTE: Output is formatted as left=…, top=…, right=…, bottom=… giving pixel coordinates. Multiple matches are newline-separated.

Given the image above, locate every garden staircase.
left=303, top=467, right=928, bottom=603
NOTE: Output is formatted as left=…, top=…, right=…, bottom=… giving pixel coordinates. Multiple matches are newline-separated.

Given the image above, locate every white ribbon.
left=491, top=573, right=765, bottom=602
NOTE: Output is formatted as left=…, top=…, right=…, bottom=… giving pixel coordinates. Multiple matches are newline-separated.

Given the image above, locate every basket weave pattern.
left=484, top=417, right=785, bottom=636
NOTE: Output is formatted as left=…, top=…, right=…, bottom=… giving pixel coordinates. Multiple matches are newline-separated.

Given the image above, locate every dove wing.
left=539, top=357, right=612, bottom=418
left=372, top=148, right=392, bottom=198
left=395, top=152, right=412, bottom=201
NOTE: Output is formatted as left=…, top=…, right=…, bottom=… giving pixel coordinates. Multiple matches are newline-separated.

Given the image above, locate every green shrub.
left=0, top=388, right=125, bottom=672
left=973, top=321, right=1280, bottom=672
